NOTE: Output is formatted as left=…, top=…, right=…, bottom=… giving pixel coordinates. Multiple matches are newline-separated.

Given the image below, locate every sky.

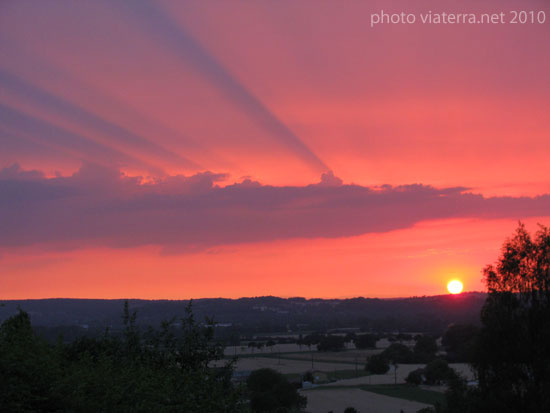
left=1, top=0, right=549, bottom=299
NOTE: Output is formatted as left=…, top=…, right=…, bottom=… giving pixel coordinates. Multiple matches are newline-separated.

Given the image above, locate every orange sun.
left=447, top=279, right=464, bottom=294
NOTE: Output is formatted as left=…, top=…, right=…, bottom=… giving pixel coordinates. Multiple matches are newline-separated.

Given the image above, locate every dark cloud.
left=1, top=164, right=549, bottom=252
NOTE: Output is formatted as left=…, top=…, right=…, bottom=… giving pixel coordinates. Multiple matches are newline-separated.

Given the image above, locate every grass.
left=361, top=384, right=445, bottom=406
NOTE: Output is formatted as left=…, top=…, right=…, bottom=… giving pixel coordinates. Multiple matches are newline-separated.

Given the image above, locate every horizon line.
left=0, top=291, right=485, bottom=302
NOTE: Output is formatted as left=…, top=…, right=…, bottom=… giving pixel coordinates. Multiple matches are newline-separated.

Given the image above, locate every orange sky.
left=1, top=0, right=550, bottom=299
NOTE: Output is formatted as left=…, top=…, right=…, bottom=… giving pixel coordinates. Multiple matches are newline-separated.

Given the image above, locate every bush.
left=413, top=335, right=438, bottom=363
left=424, top=358, right=455, bottom=385
left=381, top=342, right=413, bottom=363
left=302, top=371, right=314, bottom=383
left=354, top=334, right=377, bottom=349
left=317, top=335, right=345, bottom=352
left=406, top=368, right=424, bottom=385
left=442, top=324, right=479, bottom=362
left=0, top=303, right=245, bottom=412
left=365, top=353, right=389, bottom=374
left=247, top=368, right=307, bottom=412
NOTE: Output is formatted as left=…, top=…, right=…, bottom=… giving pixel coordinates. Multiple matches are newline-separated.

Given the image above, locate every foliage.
left=0, top=303, right=246, bottom=412
left=406, top=368, right=424, bottom=385
left=302, top=371, right=314, bottom=383
left=473, top=224, right=550, bottom=412
left=354, top=333, right=377, bottom=349
left=440, top=374, right=481, bottom=413
left=344, top=332, right=357, bottom=343
left=413, top=335, right=438, bottom=363
left=344, top=407, right=358, bottom=413
left=440, top=224, right=550, bottom=412
left=441, top=324, right=479, bottom=362
left=365, top=353, right=390, bottom=374
left=423, top=358, right=455, bottom=385
left=381, top=342, right=413, bottom=363
left=317, top=335, right=345, bottom=352
left=299, top=333, right=323, bottom=348
left=0, top=310, right=62, bottom=412
left=246, top=368, right=307, bottom=413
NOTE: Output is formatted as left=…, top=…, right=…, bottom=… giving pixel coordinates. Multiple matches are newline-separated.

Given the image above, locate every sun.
left=447, top=279, right=464, bottom=294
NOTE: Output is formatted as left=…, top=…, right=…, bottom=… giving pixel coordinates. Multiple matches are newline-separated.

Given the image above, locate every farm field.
left=216, top=356, right=357, bottom=374
left=301, top=386, right=433, bottom=413
left=221, top=336, right=474, bottom=411
left=275, top=348, right=383, bottom=364
left=223, top=337, right=407, bottom=357
left=322, top=363, right=474, bottom=386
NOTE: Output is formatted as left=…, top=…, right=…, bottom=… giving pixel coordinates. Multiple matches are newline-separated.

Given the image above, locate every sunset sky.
left=1, top=0, right=550, bottom=299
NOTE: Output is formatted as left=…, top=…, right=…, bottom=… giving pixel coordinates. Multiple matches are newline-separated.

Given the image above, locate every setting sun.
left=447, top=280, right=464, bottom=294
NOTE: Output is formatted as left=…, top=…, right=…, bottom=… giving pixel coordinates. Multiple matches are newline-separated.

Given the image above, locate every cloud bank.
left=1, top=164, right=549, bottom=252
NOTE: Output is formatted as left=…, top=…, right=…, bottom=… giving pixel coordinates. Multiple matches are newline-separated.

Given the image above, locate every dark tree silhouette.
left=442, top=324, right=479, bottom=362
left=423, top=358, right=455, bottom=385
left=365, top=353, right=389, bottom=374
left=0, top=302, right=246, bottom=412
left=246, top=368, right=306, bottom=412
left=354, top=333, right=377, bottom=349
left=413, top=335, right=438, bottom=363
left=442, top=224, right=550, bottom=413
left=317, top=335, right=345, bottom=352
left=472, top=223, right=550, bottom=412
left=381, top=342, right=413, bottom=363
left=405, top=368, right=424, bottom=385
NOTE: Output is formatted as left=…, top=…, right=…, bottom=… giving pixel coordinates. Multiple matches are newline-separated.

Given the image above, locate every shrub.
left=247, top=368, right=307, bottom=412
left=365, top=353, right=389, bottom=374
left=406, top=368, right=424, bottom=385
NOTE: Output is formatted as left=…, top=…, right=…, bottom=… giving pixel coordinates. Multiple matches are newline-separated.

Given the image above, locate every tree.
left=405, top=368, right=424, bottom=385
left=365, top=353, right=389, bottom=374
left=413, top=335, right=438, bottom=363
left=344, top=332, right=357, bottom=343
left=0, top=310, right=62, bottom=411
left=423, top=358, right=455, bottom=385
left=317, top=335, right=345, bottom=352
left=301, top=333, right=323, bottom=350
left=247, top=368, right=307, bottom=412
left=442, top=324, right=479, bottom=362
left=471, top=224, right=550, bottom=412
left=302, top=371, right=314, bottom=383
left=354, top=333, right=377, bottom=349
left=266, top=340, right=276, bottom=352
left=0, top=303, right=246, bottom=412
left=381, top=342, right=413, bottom=363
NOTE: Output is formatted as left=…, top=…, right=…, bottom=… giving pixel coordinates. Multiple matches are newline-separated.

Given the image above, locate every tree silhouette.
left=472, top=223, right=550, bottom=412
left=0, top=302, right=246, bottom=412
left=442, top=224, right=550, bottom=412
left=246, top=368, right=306, bottom=412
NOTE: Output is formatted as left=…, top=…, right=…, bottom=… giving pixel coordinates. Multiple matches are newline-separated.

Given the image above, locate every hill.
left=0, top=293, right=486, bottom=336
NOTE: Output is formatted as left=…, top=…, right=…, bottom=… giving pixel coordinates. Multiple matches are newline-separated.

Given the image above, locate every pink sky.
left=1, top=0, right=549, bottom=298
